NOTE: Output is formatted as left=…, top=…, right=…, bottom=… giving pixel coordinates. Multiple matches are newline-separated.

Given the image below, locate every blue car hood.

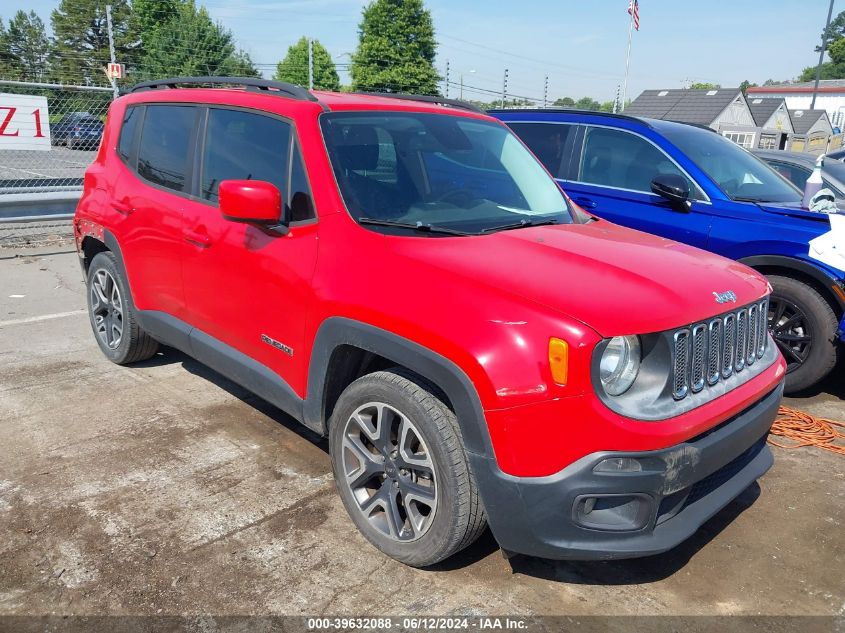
left=755, top=200, right=839, bottom=221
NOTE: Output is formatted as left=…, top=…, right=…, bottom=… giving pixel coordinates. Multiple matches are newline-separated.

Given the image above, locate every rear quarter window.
left=117, top=106, right=140, bottom=164
left=137, top=105, right=197, bottom=193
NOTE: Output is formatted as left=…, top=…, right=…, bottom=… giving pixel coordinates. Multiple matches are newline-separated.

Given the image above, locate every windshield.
left=659, top=124, right=802, bottom=203
left=320, top=112, right=572, bottom=234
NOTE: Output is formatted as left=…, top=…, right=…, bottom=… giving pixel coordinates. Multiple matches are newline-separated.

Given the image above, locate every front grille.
left=671, top=298, right=769, bottom=401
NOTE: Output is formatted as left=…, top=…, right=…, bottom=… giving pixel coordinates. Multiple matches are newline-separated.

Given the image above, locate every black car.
left=753, top=149, right=845, bottom=200
left=51, top=112, right=104, bottom=150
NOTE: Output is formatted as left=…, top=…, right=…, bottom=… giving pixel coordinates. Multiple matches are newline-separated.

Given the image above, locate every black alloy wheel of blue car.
left=768, top=296, right=812, bottom=369
left=767, top=275, right=840, bottom=393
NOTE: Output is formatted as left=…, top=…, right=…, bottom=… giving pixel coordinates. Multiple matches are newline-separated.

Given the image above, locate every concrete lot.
left=0, top=250, right=843, bottom=618
left=0, top=147, right=94, bottom=183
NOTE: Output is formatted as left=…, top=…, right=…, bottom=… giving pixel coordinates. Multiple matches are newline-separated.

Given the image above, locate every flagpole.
left=621, top=2, right=635, bottom=112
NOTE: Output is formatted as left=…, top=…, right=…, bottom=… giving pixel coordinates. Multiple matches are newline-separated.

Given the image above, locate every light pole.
left=811, top=0, right=836, bottom=109
left=460, top=69, right=475, bottom=100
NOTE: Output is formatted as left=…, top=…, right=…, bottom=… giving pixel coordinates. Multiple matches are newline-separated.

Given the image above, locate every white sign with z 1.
left=0, top=93, right=51, bottom=151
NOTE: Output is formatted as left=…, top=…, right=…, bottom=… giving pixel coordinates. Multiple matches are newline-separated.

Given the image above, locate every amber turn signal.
left=548, top=337, right=569, bottom=385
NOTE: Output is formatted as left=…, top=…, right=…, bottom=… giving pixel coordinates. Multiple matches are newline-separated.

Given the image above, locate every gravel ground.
left=0, top=220, right=74, bottom=253
left=0, top=252, right=842, bottom=629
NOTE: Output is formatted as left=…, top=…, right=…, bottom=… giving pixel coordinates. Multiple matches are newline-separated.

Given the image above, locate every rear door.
left=560, top=124, right=714, bottom=248
left=180, top=106, right=319, bottom=391
left=109, top=103, right=197, bottom=320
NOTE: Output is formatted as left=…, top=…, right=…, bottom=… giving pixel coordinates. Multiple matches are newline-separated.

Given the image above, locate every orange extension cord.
left=769, top=406, right=845, bottom=455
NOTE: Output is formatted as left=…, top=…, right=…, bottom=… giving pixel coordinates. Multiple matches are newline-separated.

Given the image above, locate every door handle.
left=184, top=227, right=211, bottom=248
left=112, top=201, right=134, bottom=215
left=572, top=196, right=597, bottom=209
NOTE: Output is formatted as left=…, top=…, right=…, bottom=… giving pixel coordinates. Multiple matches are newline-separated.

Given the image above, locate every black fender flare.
left=739, top=254, right=845, bottom=311
left=303, top=317, right=494, bottom=459
left=101, top=229, right=133, bottom=296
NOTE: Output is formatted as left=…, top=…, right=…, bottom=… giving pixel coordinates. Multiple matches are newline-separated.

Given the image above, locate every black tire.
left=86, top=252, right=159, bottom=365
left=767, top=274, right=839, bottom=393
left=329, top=368, right=487, bottom=567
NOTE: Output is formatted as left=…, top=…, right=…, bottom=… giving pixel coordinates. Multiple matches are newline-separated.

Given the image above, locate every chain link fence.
left=0, top=80, right=113, bottom=197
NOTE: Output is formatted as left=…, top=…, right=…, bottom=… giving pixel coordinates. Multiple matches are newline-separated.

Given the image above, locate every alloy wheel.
left=768, top=295, right=812, bottom=373
left=90, top=269, right=124, bottom=350
left=341, top=402, right=437, bottom=541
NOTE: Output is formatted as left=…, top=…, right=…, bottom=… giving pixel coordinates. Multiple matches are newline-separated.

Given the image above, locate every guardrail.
left=0, top=191, right=80, bottom=223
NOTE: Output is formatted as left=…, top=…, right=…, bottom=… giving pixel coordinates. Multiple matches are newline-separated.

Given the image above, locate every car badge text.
left=261, top=334, right=293, bottom=356
left=713, top=290, right=737, bottom=304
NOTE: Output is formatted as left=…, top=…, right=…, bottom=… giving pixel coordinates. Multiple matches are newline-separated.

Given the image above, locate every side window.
left=767, top=160, right=810, bottom=191
left=201, top=108, right=291, bottom=204
left=137, top=105, right=196, bottom=192
left=579, top=126, right=700, bottom=199
left=288, top=140, right=315, bottom=222
left=506, top=122, right=573, bottom=178
left=117, top=106, right=140, bottom=164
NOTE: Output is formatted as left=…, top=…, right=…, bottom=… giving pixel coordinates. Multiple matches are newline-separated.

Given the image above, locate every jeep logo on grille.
left=713, top=290, right=737, bottom=304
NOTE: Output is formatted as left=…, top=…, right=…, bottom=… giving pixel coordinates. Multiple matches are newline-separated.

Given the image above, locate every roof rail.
left=353, top=92, right=484, bottom=114
left=129, top=76, right=323, bottom=106
left=487, top=107, right=653, bottom=127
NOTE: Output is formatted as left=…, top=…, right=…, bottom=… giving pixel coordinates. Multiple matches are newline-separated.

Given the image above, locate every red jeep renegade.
left=74, top=77, right=786, bottom=567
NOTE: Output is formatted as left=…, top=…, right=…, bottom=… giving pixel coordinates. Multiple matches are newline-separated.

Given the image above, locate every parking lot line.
left=0, top=309, right=86, bottom=328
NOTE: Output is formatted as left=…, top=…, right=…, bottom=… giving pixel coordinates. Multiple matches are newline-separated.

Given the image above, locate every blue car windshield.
left=659, top=124, right=802, bottom=204
left=320, top=112, right=572, bottom=233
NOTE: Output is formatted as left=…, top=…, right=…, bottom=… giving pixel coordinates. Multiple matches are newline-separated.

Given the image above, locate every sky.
left=20, top=0, right=838, bottom=103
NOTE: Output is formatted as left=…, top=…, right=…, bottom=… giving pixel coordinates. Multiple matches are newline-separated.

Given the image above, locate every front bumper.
left=471, top=381, right=783, bottom=560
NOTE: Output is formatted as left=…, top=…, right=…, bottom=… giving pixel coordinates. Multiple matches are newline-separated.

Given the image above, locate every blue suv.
left=493, top=109, right=844, bottom=393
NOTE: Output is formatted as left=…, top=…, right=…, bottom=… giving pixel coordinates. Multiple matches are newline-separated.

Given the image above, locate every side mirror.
left=651, top=173, right=690, bottom=209
left=219, top=180, right=283, bottom=225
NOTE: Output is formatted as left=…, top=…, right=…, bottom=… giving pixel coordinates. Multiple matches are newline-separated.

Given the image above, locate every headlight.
left=599, top=335, right=641, bottom=396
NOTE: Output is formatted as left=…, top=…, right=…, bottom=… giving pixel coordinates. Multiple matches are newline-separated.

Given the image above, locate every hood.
left=757, top=200, right=842, bottom=220
left=390, top=221, right=769, bottom=336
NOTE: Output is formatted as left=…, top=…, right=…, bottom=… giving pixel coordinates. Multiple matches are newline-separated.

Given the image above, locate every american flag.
left=628, top=0, right=640, bottom=31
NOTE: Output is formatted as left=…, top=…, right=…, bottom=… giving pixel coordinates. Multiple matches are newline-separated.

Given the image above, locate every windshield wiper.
left=733, top=196, right=775, bottom=203
left=358, top=217, right=473, bottom=236
left=481, top=218, right=559, bottom=233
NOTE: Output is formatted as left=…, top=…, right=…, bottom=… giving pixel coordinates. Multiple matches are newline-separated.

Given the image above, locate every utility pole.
left=812, top=0, right=836, bottom=110
left=501, top=68, right=508, bottom=108
left=105, top=4, right=118, bottom=98
left=543, top=75, right=549, bottom=108
left=613, top=84, right=621, bottom=114
left=308, top=38, right=314, bottom=90
left=621, top=1, right=636, bottom=111
left=445, top=60, right=450, bottom=98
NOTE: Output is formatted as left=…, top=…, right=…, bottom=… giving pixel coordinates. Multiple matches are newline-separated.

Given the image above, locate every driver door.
left=180, top=106, right=319, bottom=392
left=563, top=125, right=713, bottom=249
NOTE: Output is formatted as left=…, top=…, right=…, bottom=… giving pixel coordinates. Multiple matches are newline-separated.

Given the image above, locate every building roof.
left=789, top=109, right=829, bottom=134
left=747, top=97, right=786, bottom=127
left=748, top=80, right=845, bottom=94
left=624, top=88, right=743, bottom=125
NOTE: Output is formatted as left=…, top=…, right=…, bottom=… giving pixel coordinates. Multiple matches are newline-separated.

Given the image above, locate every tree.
left=574, top=96, right=600, bottom=110
left=689, top=82, right=720, bottom=90
left=739, top=79, right=757, bottom=94
left=274, top=37, right=340, bottom=91
left=799, top=39, right=845, bottom=81
left=816, top=10, right=845, bottom=52
left=553, top=96, right=575, bottom=107
left=4, top=11, right=51, bottom=81
left=137, top=1, right=257, bottom=80
left=51, top=0, right=133, bottom=85
left=131, top=0, right=184, bottom=45
left=351, top=0, right=439, bottom=94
